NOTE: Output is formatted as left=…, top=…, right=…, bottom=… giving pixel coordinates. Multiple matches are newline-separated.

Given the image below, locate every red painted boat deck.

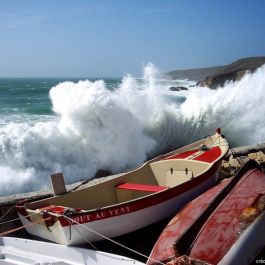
left=193, top=146, right=221, bottom=163
left=164, top=146, right=221, bottom=163
left=165, top=149, right=199, bottom=160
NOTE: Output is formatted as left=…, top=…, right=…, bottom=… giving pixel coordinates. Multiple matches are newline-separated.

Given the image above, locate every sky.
left=0, top=0, right=264, bottom=77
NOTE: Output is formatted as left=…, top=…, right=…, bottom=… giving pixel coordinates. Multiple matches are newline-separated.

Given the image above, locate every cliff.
left=167, top=57, right=265, bottom=89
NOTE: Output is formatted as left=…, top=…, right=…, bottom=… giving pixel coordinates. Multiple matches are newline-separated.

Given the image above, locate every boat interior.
left=26, top=133, right=228, bottom=212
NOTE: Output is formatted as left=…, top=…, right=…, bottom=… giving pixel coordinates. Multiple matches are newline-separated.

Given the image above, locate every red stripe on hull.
left=57, top=163, right=220, bottom=227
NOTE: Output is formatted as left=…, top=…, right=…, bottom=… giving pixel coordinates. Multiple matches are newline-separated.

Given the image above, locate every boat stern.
left=16, top=204, right=68, bottom=245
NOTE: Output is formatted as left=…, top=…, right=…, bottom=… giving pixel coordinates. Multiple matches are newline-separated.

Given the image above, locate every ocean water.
left=0, top=63, right=265, bottom=196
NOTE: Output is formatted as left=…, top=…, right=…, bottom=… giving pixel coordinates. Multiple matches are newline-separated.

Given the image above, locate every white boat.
left=16, top=129, right=229, bottom=245
left=0, top=237, right=144, bottom=265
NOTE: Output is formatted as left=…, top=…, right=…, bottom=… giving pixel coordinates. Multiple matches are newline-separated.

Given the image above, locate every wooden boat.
left=0, top=236, right=144, bottom=264
left=147, top=160, right=265, bottom=265
left=16, top=129, right=228, bottom=245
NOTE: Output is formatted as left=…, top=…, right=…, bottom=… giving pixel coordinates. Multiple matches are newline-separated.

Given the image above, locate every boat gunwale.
left=17, top=134, right=229, bottom=226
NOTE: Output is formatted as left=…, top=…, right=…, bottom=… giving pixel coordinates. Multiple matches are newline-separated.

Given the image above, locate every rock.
left=248, top=151, right=265, bottom=162
left=220, top=154, right=251, bottom=180
left=220, top=148, right=265, bottom=181
left=236, top=69, right=250, bottom=80
left=197, top=71, right=238, bottom=89
left=169, top=86, right=188, bottom=91
left=166, top=57, right=265, bottom=83
left=196, top=57, right=265, bottom=89
left=94, top=169, right=112, bottom=178
left=228, top=155, right=242, bottom=168
left=226, top=142, right=265, bottom=158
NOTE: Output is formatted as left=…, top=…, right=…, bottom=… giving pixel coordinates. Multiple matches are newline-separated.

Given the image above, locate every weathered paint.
left=148, top=161, right=265, bottom=265
left=147, top=179, right=230, bottom=264
left=190, top=169, right=265, bottom=264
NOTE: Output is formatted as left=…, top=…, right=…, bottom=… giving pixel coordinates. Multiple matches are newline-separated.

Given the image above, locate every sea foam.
left=0, top=64, right=265, bottom=195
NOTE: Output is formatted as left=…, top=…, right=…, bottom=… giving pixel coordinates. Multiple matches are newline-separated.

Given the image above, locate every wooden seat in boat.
left=116, top=183, right=168, bottom=192
left=115, top=183, right=168, bottom=203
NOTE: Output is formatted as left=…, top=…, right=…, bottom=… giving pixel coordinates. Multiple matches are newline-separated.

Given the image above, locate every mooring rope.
left=60, top=214, right=165, bottom=265
left=0, top=205, right=15, bottom=222
left=71, top=224, right=99, bottom=251
left=0, top=212, right=40, bottom=226
left=0, top=216, right=52, bottom=237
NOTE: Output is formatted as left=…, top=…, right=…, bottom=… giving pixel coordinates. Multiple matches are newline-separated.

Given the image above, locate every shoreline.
left=1, top=142, right=265, bottom=262
left=2, top=141, right=265, bottom=206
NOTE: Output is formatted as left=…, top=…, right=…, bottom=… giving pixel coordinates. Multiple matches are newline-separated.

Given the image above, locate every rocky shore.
left=1, top=143, right=265, bottom=262
left=221, top=143, right=265, bottom=179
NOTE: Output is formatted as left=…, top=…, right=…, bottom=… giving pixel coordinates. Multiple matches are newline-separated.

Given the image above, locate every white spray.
left=0, top=64, right=264, bottom=195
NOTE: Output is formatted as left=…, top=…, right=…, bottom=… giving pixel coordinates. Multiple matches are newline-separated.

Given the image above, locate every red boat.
left=147, top=160, right=265, bottom=265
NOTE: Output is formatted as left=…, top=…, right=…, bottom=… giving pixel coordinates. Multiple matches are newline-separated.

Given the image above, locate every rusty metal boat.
left=147, top=160, right=265, bottom=265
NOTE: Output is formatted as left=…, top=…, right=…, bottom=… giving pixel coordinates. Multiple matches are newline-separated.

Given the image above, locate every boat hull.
left=0, top=237, right=144, bottom=265
left=18, top=166, right=219, bottom=245
left=16, top=130, right=229, bottom=246
left=218, top=210, right=265, bottom=265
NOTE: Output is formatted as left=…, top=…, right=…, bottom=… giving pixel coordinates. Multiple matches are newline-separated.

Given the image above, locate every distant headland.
left=166, top=57, right=265, bottom=89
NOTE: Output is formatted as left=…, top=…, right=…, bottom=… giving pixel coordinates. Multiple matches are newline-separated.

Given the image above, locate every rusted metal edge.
left=173, top=159, right=260, bottom=256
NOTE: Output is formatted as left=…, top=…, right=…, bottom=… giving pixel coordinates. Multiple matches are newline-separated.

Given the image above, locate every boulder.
left=94, top=169, right=112, bottom=178
left=169, top=86, right=188, bottom=91
left=248, top=151, right=265, bottom=162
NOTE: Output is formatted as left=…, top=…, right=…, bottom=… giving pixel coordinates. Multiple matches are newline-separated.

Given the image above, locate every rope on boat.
left=0, top=216, right=52, bottom=237
left=71, top=223, right=99, bottom=251
left=0, top=205, right=15, bottom=222
left=229, top=147, right=244, bottom=166
left=166, top=255, right=191, bottom=265
left=0, top=212, right=41, bottom=226
left=60, top=214, right=166, bottom=265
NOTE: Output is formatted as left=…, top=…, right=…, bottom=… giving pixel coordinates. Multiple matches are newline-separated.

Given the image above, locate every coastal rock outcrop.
left=220, top=149, right=265, bottom=179
left=169, top=86, right=188, bottom=91
left=167, top=57, right=265, bottom=89
left=196, top=69, right=252, bottom=89
left=196, top=57, right=265, bottom=89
